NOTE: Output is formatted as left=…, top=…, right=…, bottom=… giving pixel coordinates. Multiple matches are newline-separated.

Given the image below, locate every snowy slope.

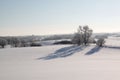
left=0, top=37, right=120, bottom=80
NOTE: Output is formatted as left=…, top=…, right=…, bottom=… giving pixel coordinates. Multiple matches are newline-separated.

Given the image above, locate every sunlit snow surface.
left=0, top=37, right=120, bottom=80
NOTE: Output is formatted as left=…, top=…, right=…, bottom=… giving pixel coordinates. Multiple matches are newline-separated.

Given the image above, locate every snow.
left=0, top=37, right=120, bottom=80
left=105, top=36, right=120, bottom=47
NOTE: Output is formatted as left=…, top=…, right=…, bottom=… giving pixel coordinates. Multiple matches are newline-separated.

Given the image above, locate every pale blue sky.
left=0, top=0, right=120, bottom=36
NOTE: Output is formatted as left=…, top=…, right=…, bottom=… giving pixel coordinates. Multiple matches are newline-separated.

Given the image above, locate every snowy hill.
left=0, top=37, right=120, bottom=80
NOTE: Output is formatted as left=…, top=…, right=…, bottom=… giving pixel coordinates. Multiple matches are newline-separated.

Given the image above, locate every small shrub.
left=96, top=38, right=105, bottom=47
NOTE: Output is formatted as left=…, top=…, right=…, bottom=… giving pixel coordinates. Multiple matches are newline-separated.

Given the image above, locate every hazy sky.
left=1, top=0, right=120, bottom=36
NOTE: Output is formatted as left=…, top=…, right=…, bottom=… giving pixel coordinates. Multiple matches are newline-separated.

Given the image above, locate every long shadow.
left=38, top=45, right=86, bottom=60
left=85, top=46, right=102, bottom=55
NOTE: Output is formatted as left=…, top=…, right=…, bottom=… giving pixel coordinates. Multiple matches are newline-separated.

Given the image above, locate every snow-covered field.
left=0, top=37, right=120, bottom=80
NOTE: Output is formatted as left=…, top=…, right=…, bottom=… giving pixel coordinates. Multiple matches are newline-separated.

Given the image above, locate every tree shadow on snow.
left=85, top=46, right=102, bottom=55
left=38, top=45, right=86, bottom=60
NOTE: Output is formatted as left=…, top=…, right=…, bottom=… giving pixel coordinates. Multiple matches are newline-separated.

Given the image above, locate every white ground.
left=0, top=37, right=120, bottom=80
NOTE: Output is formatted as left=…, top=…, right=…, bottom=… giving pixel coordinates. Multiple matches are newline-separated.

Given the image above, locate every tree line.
left=0, top=37, right=41, bottom=48
left=0, top=25, right=106, bottom=48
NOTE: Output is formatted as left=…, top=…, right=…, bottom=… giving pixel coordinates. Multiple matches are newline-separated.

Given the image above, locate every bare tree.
left=72, top=33, right=83, bottom=45
left=0, top=38, right=7, bottom=48
left=72, top=25, right=93, bottom=45
left=20, top=39, right=27, bottom=47
left=82, top=25, right=93, bottom=45
left=10, top=37, right=20, bottom=47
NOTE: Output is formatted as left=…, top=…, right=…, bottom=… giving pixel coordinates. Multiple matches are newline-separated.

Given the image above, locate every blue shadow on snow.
left=85, top=46, right=102, bottom=55
left=38, top=45, right=86, bottom=60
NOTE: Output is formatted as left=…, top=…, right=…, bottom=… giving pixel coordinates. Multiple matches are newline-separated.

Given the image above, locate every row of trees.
left=0, top=37, right=22, bottom=48
left=0, top=25, right=105, bottom=48
left=72, top=25, right=105, bottom=47
left=0, top=37, right=41, bottom=48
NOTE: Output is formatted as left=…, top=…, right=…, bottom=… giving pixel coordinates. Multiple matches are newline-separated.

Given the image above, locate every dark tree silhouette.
left=0, top=38, right=7, bottom=48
